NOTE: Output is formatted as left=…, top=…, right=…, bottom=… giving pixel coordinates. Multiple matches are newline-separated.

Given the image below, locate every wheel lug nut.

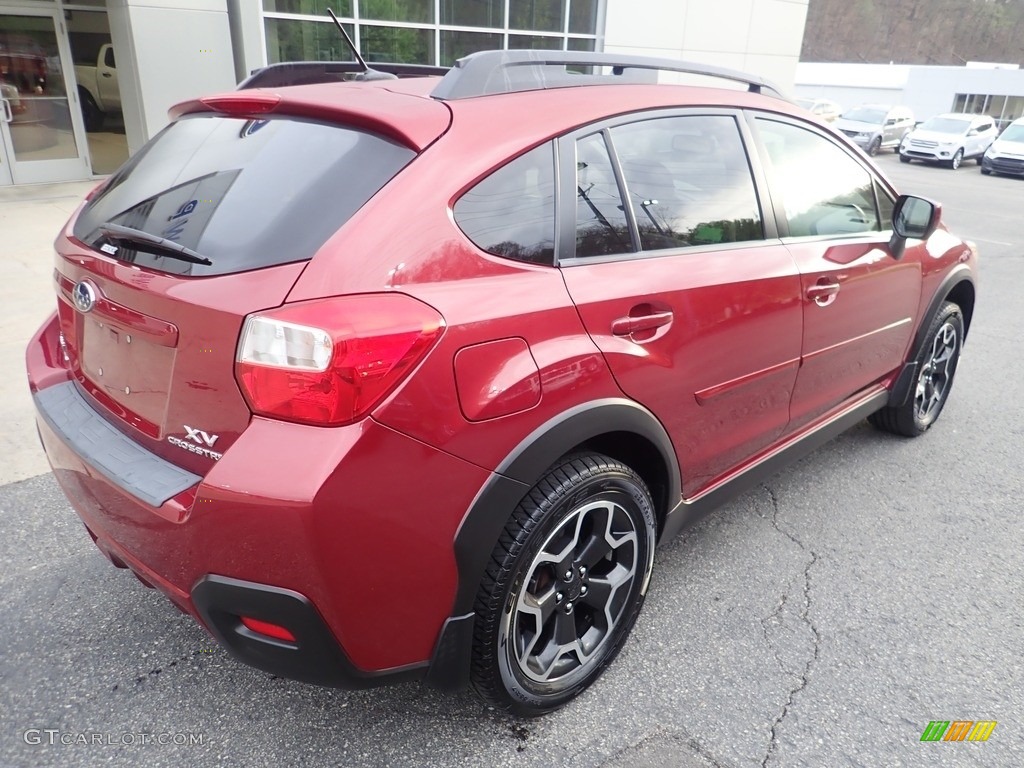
left=579, top=566, right=587, bottom=576
left=556, top=592, right=564, bottom=603
left=564, top=570, right=573, bottom=580
left=564, top=602, right=574, bottom=614
left=580, top=585, right=588, bottom=595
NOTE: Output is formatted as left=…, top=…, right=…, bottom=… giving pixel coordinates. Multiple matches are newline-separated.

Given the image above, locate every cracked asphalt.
left=1, top=155, right=1021, bottom=767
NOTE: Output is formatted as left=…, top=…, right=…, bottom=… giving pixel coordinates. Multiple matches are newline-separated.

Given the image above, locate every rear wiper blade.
left=97, top=222, right=213, bottom=266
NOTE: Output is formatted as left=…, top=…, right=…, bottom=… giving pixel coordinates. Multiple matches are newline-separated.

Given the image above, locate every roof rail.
left=239, top=61, right=448, bottom=90
left=430, top=49, right=786, bottom=101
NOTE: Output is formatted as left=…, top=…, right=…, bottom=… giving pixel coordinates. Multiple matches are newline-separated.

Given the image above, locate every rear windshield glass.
left=73, top=115, right=415, bottom=276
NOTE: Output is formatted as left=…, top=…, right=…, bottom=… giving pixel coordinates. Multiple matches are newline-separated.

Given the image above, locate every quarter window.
left=453, top=143, right=556, bottom=265
left=756, top=118, right=880, bottom=238
left=611, top=115, right=763, bottom=250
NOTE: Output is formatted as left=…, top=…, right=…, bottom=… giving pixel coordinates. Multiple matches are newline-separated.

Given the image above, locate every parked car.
left=73, top=42, right=119, bottom=131
left=833, top=104, right=915, bottom=156
left=899, top=113, right=998, bottom=169
left=27, top=50, right=978, bottom=716
left=980, top=117, right=1024, bottom=176
left=795, top=96, right=842, bottom=122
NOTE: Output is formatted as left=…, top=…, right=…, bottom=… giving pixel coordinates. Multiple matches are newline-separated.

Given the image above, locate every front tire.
left=470, top=453, right=656, bottom=716
left=870, top=301, right=964, bottom=437
left=948, top=149, right=964, bottom=170
left=899, top=153, right=912, bottom=163
left=867, top=136, right=882, bottom=156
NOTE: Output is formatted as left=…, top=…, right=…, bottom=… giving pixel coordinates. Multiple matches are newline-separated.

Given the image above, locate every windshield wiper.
left=97, top=222, right=213, bottom=266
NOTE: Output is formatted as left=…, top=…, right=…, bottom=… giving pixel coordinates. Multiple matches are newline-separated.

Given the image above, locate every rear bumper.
left=28, top=312, right=491, bottom=689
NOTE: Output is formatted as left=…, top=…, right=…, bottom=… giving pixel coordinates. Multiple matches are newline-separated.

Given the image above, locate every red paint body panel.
left=30, top=312, right=489, bottom=670
left=454, top=338, right=541, bottom=422
left=168, top=82, right=452, bottom=152
left=561, top=244, right=803, bottom=496
left=785, top=236, right=922, bottom=429
left=53, top=223, right=307, bottom=474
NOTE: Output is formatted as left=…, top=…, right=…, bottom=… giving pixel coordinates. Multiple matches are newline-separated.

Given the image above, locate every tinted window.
left=575, top=132, right=631, bottom=258
left=453, top=143, right=556, bottom=265
left=611, top=115, right=763, bottom=250
left=756, top=118, right=879, bottom=238
left=74, top=115, right=414, bottom=276
left=875, top=181, right=895, bottom=230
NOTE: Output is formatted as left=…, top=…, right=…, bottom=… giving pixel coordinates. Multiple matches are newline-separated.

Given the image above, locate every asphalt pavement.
left=1, top=154, right=1021, bottom=767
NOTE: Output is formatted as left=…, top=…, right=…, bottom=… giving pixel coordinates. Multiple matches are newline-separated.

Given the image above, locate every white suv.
left=899, top=113, right=998, bottom=169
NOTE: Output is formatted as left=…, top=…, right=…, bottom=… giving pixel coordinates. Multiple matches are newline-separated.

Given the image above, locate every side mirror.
left=967, top=128, right=979, bottom=136
left=890, top=195, right=941, bottom=260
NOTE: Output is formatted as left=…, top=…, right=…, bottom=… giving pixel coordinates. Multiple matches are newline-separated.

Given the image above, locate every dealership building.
left=0, top=0, right=809, bottom=187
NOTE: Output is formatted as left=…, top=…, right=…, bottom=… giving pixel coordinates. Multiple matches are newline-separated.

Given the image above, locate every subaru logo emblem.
left=72, top=281, right=97, bottom=313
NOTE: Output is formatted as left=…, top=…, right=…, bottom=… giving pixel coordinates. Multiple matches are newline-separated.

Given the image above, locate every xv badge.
left=184, top=425, right=219, bottom=448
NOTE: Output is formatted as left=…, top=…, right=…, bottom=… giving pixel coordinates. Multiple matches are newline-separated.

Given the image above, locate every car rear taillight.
left=239, top=616, right=296, bottom=643
left=235, top=294, right=444, bottom=427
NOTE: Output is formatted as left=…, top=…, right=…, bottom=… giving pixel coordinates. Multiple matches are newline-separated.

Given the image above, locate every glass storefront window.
left=509, top=0, right=564, bottom=33
left=263, top=0, right=354, bottom=17
left=440, top=30, right=503, bottom=66
left=568, top=0, right=599, bottom=34
left=0, top=14, right=78, bottom=161
left=509, top=34, right=562, bottom=50
left=440, top=0, right=504, bottom=28
left=262, top=1, right=601, bottom=67
left=265, top=17, right=355, bottom=63
left=361, top=0, right=433, bottom=24
left=361, top=24, right=433, bottom=63
left=567, top=37, right=596, bottom=51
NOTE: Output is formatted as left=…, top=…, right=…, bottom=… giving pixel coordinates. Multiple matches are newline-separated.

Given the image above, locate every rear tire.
left=870, top=302, right=964, bottom=437
left=470, top=453, right=656, bottom=716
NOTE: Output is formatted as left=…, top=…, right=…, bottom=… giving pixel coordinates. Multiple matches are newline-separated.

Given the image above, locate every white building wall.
left=795, top=62, right=1024, bottom=124
left=603, top=0, right=808, bottom=91
left=108, top=0, right=236, bottom=155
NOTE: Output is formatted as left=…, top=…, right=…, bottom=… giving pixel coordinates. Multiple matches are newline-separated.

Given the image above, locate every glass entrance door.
left=0, top=7, right=91, bottom=184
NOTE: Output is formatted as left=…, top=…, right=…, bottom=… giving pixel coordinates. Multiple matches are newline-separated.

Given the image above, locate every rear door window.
left=610, top=115, right=763, bottom=250
left=74, top=115, right=415, bottom=276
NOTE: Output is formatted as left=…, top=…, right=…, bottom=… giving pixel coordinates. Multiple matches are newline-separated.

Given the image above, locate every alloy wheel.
left=502, top=498, right=639, bottom=688
left=915, top=320, right=959, bottom=425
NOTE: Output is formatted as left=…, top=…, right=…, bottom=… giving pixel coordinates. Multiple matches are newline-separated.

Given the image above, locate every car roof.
left=172, top=71, right=804, bottom=159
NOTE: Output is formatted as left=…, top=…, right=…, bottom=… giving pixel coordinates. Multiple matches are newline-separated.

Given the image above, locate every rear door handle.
left=611, top=310, right=673, bottom=336
left=807, top=280, right=840, bottom=306
left=0, top=99, right=11, bottom=124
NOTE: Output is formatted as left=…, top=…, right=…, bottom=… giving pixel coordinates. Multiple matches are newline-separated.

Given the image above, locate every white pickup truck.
left=74, top=43, right=119, bottom=131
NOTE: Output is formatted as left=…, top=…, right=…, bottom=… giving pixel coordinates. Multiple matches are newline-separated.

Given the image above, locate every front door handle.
left=807, top=280, right=841, bottom=307
left=0, top=99, right=12, bottom=124
left=611, top=310, right=673, bottom=337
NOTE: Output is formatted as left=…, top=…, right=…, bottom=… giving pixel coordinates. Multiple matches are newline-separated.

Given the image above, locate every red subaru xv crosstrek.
left=26, top=51, right=977, bottom=715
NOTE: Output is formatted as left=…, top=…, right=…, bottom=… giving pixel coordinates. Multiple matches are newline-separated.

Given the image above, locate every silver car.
left=833, top=105, right=915, bottom=156
left=900, top=113, right=999, bottom=169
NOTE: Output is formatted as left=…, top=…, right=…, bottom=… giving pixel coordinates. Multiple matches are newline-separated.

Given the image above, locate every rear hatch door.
left=56, top=105, right=423, bottom=475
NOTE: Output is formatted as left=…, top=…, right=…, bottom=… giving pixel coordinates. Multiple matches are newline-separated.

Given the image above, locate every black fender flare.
left=425, top=398, right=680, bottom=689
left=890, top=265, right=975, bottom=408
